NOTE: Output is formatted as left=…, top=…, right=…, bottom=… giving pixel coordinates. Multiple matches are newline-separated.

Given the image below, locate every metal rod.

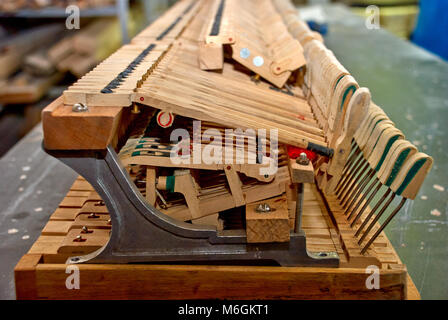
left=348, top=178, right=381, bottom=223
left=343, top=169, right=375, bottom=210
left=355, top=188, right=391, bottom=237
left=336, top=146, right=361, bottom=192
left=361, top=198, right=407, bottom=254
left=340, top=161, right=369, bottom=204
left=358, top=192, right=396, bottom=244
left=337, top=156, right=365, bottom=197
left=336, top=149, right=362, bottom=194
left=343, top=143, right=360, bottom=172
left=295, top=183, right=304, bottom=233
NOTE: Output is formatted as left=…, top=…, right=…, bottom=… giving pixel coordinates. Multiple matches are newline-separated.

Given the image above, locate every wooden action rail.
left=59, top=0, right=332, bottom=157
left=63, top=0, right=201, bottom=106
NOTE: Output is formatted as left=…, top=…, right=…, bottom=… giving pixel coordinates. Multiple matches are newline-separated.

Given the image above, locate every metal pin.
left=343, top=168, right=375, bottom=210
left=295, top=183, right=303, bottom=233
left=358, top=192, right=396, bottom=245
left=361, top=198, right=407, bottom=254
left=252, top=74, right=261, bottom=82
left=355, top=188, right=392, bottom=237
left=348, top=179, right=381, bottom=223
left=155, top=189, right=168, bottom=209
left=339, top=161, right=369, bottom=203
left=132, top=103, right=140, bottom=114
left=336, top=145, right=361, bottom=191
left=336, top=155, right=364, bottom=196
left=342, top=144, right=360, bottom=174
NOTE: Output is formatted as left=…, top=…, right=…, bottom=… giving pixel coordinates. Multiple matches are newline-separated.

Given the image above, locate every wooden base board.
left=16, top=253, right=416, bottom=300
left=14, top=177, right=421, bottom=300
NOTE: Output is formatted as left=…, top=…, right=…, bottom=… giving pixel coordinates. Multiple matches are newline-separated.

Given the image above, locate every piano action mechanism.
left=15, top=0, right=432, bottom=299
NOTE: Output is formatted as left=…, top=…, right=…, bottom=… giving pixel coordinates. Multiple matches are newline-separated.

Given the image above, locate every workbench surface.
left=1, top=4, right=447, bottom=299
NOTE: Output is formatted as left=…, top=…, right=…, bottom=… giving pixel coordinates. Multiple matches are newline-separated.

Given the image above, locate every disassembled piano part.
left=199, top=0, right=306, bottom=88
left=39, top=0, right=432, bottom=272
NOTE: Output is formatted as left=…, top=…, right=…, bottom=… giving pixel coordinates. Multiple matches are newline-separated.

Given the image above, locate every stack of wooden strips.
left=0, top=8, right=144, bottom=104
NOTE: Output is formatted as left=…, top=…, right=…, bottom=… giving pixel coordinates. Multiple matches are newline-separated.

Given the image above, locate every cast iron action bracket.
left=46, top=146, right=339, bottom=267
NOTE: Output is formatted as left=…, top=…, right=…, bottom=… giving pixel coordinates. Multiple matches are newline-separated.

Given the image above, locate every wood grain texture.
left=42, top=97, right=124, bottom=150
left=14, top=176, right=416, bottom=300
left=15, top=257, right=406, bottom=300
left=246, top=195, right=290, bottom=243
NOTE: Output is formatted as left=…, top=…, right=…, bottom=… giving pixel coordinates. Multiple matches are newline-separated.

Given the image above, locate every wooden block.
left=59, top=196, right=88, bottom=208
left=289, top=159, right=314, bottom=184
left=42, top=97, right=125, bottom=151
left=71, top=179, right=94, bottom=191
left=199, top=42, right=223, bottom=70
left=246, top=195, right=290, bottom=243
left=50, top=208, right=80, bottom=221
left=57, top=229, right=109, bottom=255
left=14, top=254, right=42, bottom=300
left=16, top=263, right=408, bottom=300
left=42, top=221, right=73, bottom=236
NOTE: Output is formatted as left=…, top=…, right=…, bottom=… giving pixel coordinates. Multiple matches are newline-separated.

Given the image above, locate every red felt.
left=287, top=146, right=317, bottom=161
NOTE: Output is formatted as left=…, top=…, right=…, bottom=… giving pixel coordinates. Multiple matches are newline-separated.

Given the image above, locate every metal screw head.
left=76, top=235, right=83, bottom=240
left=82, top=226, right=88, bottom=232
left=296, top=152, right=310, bottom=165
left=256, top=203, right=274, bottom=213
left=72, top=103, right=88, bottom=112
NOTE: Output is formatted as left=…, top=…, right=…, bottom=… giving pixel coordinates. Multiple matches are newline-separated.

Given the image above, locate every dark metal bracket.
left=46, top=146, right=339, bottom=267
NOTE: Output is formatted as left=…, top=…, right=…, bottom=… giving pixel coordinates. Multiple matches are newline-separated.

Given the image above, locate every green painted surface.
left=323, top=5, right=448, bottom=299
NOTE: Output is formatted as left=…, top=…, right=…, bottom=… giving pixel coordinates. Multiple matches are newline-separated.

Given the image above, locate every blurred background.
left=0, top=0, right=176, bottom=156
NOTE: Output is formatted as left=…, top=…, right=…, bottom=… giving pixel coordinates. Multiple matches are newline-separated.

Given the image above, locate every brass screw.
left=253, top=74, right=261, bottom=82
left=132, top=103, right=140, bottom=114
